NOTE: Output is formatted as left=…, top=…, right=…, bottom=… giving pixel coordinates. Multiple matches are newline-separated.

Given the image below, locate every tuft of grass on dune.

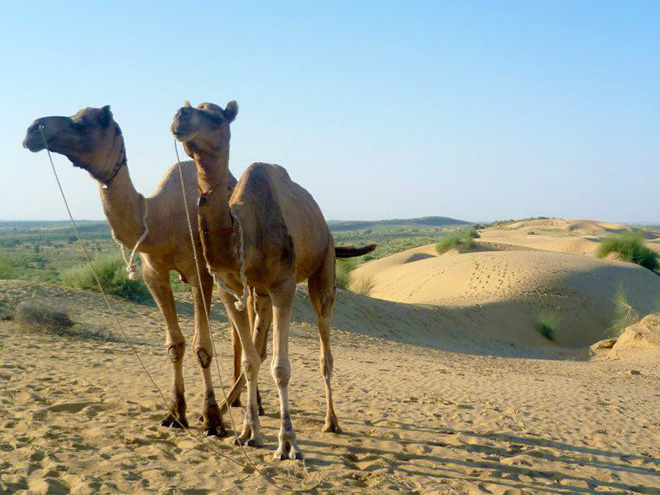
left=61, top=255, right=151, bottom=303
left=534, top=310, right=559, bottom=341
left=436, top=227, right=478, bottom=254
left=610, top=288, right=640, bottom=338
left=596, top=233, right=658, bottom=272
left=351, top=276, right=374, bottom=296
left=336, top=258, right=358, bottom=290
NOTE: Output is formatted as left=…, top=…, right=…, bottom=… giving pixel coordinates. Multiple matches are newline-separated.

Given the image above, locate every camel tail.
left=335, top=244, right=377, bottom=258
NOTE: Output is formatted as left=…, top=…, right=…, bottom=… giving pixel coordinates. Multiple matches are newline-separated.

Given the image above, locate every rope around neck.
left=111, top=195, right=149, bottom=280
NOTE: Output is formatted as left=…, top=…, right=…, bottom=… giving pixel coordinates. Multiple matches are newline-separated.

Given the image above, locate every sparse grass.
left=61, top=255, right=151, bottom=303
left=610, top=288, right=640, bottom=338
left=351, top=276, right=374, bottom=296
left=596, top=233, right=658, bottom=272
left=534, top=310, right=559, bottom=341
left=336, top=258, right=358, bottom=290
left=14, top=300, right=117, bottom=341
left=15, top=300, right=76, bottom=333
left=436, top=227, right=478, bottom=254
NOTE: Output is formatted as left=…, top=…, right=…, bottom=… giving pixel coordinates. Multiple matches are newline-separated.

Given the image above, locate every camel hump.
left=245, top=162, right=292, bottom=182
left=335, top=244, right=377, bottom=258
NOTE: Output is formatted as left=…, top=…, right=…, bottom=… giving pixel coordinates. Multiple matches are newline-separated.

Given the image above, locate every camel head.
left=171, top=100, right=238, bottom=157
left=23, top=106, right=126, bottom=186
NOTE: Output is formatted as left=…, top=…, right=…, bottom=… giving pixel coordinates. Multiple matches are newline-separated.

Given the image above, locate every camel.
left=23, top=106, right=372, bottom=441
left=172, top=100, right=365, bottom=460
left=23, top=105, right=257, bottom=437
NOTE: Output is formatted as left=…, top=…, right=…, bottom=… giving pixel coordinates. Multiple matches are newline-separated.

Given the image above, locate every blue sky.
left=1, top=1, right=658, bottom=222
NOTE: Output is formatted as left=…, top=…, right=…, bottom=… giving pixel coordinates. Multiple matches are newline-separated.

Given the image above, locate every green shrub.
left=436, top=227, right=478, bottom=254
left=610, top=288, right=640, bottom=338
left=597, top=233, right=658, bottom=271
left=534, top=310, right=559, bottom=341
left=61, top=255, right=151, bottom=303
left=336, top=258, right=357, bottom=290
left=0, top=257, right=15, bottom=279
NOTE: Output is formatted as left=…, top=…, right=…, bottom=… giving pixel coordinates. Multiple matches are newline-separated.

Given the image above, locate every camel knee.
left=271, top=362, right=291, bottom=388
left=196, top=348, right=213, bottom=369
left=242, top=359, right=260, bottom=380
left=319, top=290, right=335, bottom=318
left=168, top=342, right=185, bottom=363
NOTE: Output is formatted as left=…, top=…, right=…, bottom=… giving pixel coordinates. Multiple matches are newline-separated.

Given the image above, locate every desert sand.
left=3, top=220, right=660, bottom=494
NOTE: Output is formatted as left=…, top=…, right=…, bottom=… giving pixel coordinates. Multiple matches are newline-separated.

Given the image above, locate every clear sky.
left=1, top=1, right=658, bottom=222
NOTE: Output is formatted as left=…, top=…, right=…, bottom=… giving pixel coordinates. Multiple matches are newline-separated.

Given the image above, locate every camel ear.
left=224, top=101, right=238, bottom=123
left=99, top=105, right=113, bottom=128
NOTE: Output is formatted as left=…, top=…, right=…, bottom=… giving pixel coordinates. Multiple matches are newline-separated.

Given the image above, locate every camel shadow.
left=292, top=412, right=660, bottom=494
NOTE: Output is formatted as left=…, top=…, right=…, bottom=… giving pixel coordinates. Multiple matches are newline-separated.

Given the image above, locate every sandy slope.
left=477, top=218, right=658, bottom=256
left=352, top=243, right=660, bottom=349
left=2, top=279, right=660, bottom=494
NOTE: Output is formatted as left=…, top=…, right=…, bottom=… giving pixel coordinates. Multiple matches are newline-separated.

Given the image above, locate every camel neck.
left=192, top=147, right=239, bottom=271
left=194, top=147, right=233, bottom=228
left=100, top=165, right=149, bottom=249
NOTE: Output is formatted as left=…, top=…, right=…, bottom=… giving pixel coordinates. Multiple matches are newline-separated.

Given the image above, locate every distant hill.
left=327, top=216, right=469, bottom=232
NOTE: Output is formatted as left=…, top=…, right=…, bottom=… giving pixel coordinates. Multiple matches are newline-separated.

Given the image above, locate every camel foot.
left=233, top=416, right=264, bottom=447
left=323, top=421, right=342, bottom=434
left=274, top=442, right=304, bottom=461
left=201, top=401, right=227, bottom=437
left=258, top=405, right=265, bottom=417
left=204, top=424, right=227, bottom=437
left=160, top=414, right=188, bottom=429
left=233, top=434, right=264, bottom=448
left=230, top=398, right=242, bottom=408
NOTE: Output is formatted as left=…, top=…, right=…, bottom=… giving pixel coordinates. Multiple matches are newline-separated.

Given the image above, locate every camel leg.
left=269, top=280, right=302, bottom=460
left=219, top=289, right=264, bottom=446
left=309, top=249, right=341, bottom=433
left=218, top=290, right=272, bottom=416
left=230, top=321, right=243, bottom=408
left=190, top=272, right=227, bottom=437
left=253, top=290, right=272, bottom=416
left=142, top=265, right=188, bottom=429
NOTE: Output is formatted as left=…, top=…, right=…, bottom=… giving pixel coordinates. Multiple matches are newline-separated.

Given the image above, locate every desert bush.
left=596, top=233, right=658, bottom=271
left=15, top=300, right=117, bottom=341
left=336, top=258, right=357, bottom=290
left=534, top=310, right=559, bottom=341
left=15, top=300, right=75, bottom=333
left=436, top=227, right=478, bottom=254
left=61, top=255, right=151, bottom=303
left=610, top=288, right=640, bottom=338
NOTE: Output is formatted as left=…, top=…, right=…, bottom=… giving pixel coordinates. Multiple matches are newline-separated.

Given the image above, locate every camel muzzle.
left=23, top=122, right=47, bottom=152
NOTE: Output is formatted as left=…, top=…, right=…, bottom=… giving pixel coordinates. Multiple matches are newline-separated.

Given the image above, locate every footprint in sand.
left=46, top=402, right=102, bottom=414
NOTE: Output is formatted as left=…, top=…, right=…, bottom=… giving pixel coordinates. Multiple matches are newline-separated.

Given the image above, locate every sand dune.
left=352, top=243, right=660, bottom=348
left=478, top=218, right=657, bottom=256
